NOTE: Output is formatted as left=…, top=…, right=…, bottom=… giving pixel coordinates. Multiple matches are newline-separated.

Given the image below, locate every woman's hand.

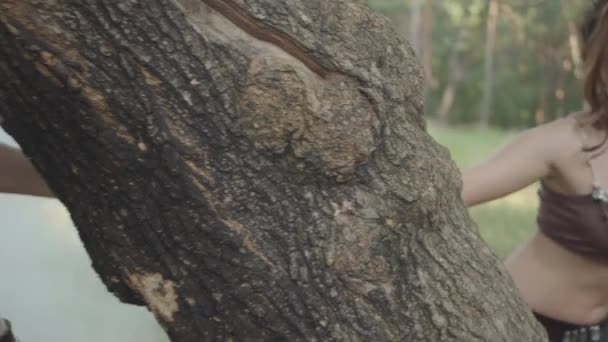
left=0, top=115, right=54, bottom=198
left=0, top=144, right=54, bottom=198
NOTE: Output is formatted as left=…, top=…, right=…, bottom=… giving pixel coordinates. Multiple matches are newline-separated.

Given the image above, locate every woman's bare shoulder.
left=537, top=113, right=586, bottom=149
left=542, top=113, right=591, bottom=181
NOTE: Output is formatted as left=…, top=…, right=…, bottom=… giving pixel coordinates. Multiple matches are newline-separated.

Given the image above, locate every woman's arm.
left=0, top=143, right=54, bottom=198
left=461, top=119, right=570, bottom=207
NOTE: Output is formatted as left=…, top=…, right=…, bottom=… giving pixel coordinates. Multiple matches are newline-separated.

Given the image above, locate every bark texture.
left=0, top=0, right=544, bottom=341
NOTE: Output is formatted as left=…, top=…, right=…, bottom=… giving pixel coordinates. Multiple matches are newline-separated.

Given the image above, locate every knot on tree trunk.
left=239, top=59, right=379, bottom=182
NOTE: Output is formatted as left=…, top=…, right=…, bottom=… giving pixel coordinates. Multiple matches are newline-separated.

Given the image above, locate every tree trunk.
left=479, top=0, right=500, bottom=126
left=0, top=0, right=544, bottom=341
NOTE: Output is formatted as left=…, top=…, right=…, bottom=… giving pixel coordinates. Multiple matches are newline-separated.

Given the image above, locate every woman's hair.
left=580, top=0, right=608, bottom=127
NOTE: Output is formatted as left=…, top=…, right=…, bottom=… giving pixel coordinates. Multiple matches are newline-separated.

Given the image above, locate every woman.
left=462, top=1, right=608, bottom=341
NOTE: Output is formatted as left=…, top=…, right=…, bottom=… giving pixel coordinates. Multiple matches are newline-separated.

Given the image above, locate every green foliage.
left=370, top=0, right=590, bottom=128
left=369, top=0, right=409, bottom=12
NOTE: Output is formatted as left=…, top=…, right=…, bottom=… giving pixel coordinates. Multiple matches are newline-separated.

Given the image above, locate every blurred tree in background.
left=369, top=0, right=588, bottom=128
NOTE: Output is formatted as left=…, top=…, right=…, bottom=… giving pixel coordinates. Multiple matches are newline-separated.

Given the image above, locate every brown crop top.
left=538, top=146, right=608, bottom=257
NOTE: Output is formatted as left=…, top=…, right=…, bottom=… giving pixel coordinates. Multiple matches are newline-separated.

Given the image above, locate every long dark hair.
left=579, top=0, right=608, bottom=152
left=580, top=0, right=608, bottom=125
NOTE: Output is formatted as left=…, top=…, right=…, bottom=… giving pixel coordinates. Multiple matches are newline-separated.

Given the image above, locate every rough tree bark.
left=0, top=0, right=544, bottom=341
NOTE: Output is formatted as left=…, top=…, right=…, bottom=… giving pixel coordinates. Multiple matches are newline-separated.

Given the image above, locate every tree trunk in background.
left=437, top=28, right=466, bottom=122
left=479, top=0, right=500, bottom=126
left=559, top=0, right=586, bottom=111
left=421, top=0, right=435, bottom=92
left=409, top=0, right=434, bottom=96
left=559, top=0, right=583, bottom=79
left=0, top=0, right=544, bottom=341
left=409, top=0, right=423, bottom=54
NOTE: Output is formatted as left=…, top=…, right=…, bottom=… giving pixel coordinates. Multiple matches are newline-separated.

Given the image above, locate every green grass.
left=428, top=124, right=538, bottom=258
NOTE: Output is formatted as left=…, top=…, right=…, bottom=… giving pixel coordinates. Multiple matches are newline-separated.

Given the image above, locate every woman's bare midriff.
left=506, top=231, right=608, bottom=325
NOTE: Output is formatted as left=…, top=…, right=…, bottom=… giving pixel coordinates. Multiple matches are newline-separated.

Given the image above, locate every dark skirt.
left=535, top=312, right=608, bottom=342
